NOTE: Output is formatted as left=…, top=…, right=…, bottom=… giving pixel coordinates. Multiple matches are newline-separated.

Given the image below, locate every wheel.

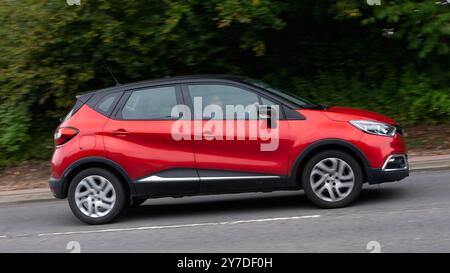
left=301, top=150, right=363, bottom=208
left=68, top=168, right=126, bottom=224
left=131, top=197, right=147, bottom=207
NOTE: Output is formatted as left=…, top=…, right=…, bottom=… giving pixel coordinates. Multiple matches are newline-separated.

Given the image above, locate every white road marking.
left=0, top=214, right=320, bottom=240
left=30, top=214, right=320, bottom=238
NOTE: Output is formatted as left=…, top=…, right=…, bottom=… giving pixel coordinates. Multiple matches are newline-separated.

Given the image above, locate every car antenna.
left=103, top=61, right=120, bottom=86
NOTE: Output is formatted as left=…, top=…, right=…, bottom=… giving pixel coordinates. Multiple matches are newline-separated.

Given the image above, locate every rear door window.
left=121, top=86, right=179, bottom=120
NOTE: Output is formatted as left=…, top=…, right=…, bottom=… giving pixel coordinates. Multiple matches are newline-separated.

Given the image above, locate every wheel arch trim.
left=60, top=156, right=136, bottom=198
left=288, top=139, right=371, bottom=185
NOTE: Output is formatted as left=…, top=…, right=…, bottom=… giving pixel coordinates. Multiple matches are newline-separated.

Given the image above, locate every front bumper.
left=367, top=168, right=409, bottom=184
left=367, top=154, right=409, bottom=184
left=48, top=177, right=65, bottom=199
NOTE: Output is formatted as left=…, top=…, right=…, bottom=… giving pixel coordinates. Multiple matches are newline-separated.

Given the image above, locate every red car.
left=49, top=75, right=409, bottom=224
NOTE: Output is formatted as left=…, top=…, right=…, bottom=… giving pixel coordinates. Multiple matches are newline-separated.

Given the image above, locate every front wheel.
left=68, top=168, right=126, bottom=225
left=301, top=150, right=363, bottom=208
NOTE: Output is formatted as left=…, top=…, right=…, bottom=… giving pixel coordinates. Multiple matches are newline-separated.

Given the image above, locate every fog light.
left=382, top=155, right=408, bottom=171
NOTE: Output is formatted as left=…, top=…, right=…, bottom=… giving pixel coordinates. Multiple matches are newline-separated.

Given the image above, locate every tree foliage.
left=0, top=0, right=449, bottom=166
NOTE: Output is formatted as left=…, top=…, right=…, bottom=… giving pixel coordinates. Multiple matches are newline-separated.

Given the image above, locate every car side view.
left=49, top=75, right=409, bottom=224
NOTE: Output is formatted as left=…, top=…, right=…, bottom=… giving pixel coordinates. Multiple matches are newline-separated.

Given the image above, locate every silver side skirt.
left=139, top=175, right=281, bottom=182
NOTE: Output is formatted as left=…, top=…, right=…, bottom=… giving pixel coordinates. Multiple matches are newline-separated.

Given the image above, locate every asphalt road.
left=0, top=170, right=449, bottom=253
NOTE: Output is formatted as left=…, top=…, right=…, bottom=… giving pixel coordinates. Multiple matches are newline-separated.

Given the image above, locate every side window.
left=121, top=86, right=178, bottom=120
left=95, top=92, right=121, bottom=116
left=188, top=84, right=259, bottom=120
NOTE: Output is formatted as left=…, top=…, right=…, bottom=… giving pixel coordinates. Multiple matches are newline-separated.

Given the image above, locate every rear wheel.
left=301, top=150, right=363, bottom=208
left=68, top=168, right=126, bottom=224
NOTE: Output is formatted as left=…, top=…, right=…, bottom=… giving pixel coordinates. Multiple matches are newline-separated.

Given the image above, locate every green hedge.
left=0, top=0, right=449, bottom=167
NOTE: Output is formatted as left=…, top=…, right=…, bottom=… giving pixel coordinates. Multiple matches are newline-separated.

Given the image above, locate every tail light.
left=54, top=127, right=79, bottom=146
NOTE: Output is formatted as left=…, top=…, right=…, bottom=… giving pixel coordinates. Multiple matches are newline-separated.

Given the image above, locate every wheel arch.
left=60, top=157, right=135, bottom=199
left=289, top=139, right=370, bottom=187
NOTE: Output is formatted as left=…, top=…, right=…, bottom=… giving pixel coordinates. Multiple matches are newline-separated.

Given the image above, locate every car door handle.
left=111, top=129, right=129, bottom=136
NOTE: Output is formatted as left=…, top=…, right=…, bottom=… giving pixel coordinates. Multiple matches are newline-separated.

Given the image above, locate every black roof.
left=76, top=74, right=259, bottom=106
left=76, top=74, right=318, bottom=111
left=80, top=74, right=247, bottom=96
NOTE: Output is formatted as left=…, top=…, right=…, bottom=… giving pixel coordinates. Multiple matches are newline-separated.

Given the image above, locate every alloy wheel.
left=309, top=157, right=355, bottom=202
left=74, top=175, right=116, bottom=218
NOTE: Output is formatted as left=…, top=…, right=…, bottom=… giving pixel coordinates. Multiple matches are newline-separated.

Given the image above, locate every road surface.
left=1, top=170, right=449, bottom=252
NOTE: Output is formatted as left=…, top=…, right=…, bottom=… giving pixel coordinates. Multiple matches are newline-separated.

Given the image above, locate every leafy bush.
left=0, top=0, right=448, bottom=166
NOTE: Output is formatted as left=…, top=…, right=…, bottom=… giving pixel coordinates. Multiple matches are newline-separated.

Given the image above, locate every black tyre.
left=68, top=168, right=126, bottom=224
left=301, top=150, right=363, bottom=208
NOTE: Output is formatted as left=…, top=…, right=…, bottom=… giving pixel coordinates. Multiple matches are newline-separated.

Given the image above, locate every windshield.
left=243, top=78, right=321, bottom=109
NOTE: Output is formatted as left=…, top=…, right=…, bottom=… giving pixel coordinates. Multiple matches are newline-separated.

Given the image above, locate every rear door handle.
left=111, top=129, right=129, bottom=136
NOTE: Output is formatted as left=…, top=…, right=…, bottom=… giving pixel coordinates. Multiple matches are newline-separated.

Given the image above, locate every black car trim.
left=288, top=139, right=372, bottom=186
left=135, top=168, right=284, bottom=182
left=51, top=156, right=136, bottom=199
left=136, top=168, right=199, bottom=182
left=367, top=168, right=409, bottom=184
left=132, top=168, right=288, bottom=198
left=48, top=176, right=64, bottom=198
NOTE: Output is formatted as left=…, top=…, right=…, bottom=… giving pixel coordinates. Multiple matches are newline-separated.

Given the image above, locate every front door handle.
left=111, top=129, right=129, bottom=136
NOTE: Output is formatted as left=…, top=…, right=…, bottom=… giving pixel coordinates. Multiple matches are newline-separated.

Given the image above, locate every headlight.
left=349, top=120, right=396, bottom=137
